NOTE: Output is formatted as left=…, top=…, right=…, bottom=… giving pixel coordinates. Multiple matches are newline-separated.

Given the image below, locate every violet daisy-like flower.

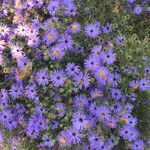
left=43, top=27, right=58, bottom=46
left=49, top=44, right=65, bottom=60
left=94, top=66, right=110, bottom=85
left=73, top=94, right=88, bottom=109
left=132, top=139, right=145, bottom=150
left=9, top=83, right=23, bottom=99
left=91, top=45, right=102, bottom=57
left=96, top=106, right=110, bottom=121
left=101, top=50, right=116, bottom=64
left=0, top=109, right=13, bottom=124
left=25, top=84, right=38, bottom=100
left=26, top=124, right=40, bottom=139
left=109, top=73, right=121, bottom=87
left=73, top=72, right=91, bottom=89
left=47, top=0, right=61, bottom=16
left=139, top=78, right=150, bottom=91
left=72, top=112, right=88, bottom=130
left=85, top=23, right=100, bottom=38
left=68, top=22, right=81, bottom=34
left=65, top=62, right=80, bottom=77
left=4, top=119, right=17, bottom=130
left=105, top=117, right=118, bottom=129
left=50, top=69, right=67, bottom=87
left=57, top=131, right=70, bottom=147
left=89, top=133, right=104, bottom=150
left=133, top=5, right=142, bottom=15
left=64, top=4, right=77, bottom=16
left=55, top=103, right=66, bottom=117
left=90, top=88, right=103, bottom=99
left=59, top=33, right=74, bottom=50
left=102, top=23, right=112, bottom=34
left=67, top=127, right=82, bottom=144
left=0, top=24, right=10, bottom=37
left=119, top=125, right=139, bottom=140
left=35, top=69, right=49, bottom=86
left=84, top=55, right=99, bottom=71
left=116, top=35, right=126, bottom=45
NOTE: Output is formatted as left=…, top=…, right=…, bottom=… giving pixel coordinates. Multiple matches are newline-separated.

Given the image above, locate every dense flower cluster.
left=125, top=0, right=150, bottom=14
left=0, top=0, right=150, bottom=149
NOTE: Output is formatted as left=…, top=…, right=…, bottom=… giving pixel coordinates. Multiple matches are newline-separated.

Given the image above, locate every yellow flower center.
left=86, top=123, right=91, bottom=128
left=94, top=92, right=99, bottom=98
left=0, top=29, right=4, bottom=33
left=132, top=86, right=138, bottom=91
left=60, top=137, right=66, bottom=143
left=57, top=107, right=62, bottom=112
left=109, top=43, right=113, bottom=48
left=72, top=25, right=77, bottom=30
left=48, top=34, right=54, bottom=40
left=79, top=79, right=84, bottom=85
left=99, top=71, right=106, bottom=80
left=15, top=1, right=21, bottom=7
left=109, top=122, right=114, bottom=127
left=53, top=50, right=60, bottom=56
left=78, top=100, right=83, bottom=106
left=123, top=118, right=129, bottom=123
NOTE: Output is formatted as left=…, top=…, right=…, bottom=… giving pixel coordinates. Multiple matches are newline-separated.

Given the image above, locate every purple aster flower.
left=68, top=22, right=81, bottom=34
left=59, top=33, right=74, bottom=50
left=35, top=69, right=49, bottom=86
left=35, top=106, right=46, bottom=115
left=0, top=88, right=9, bottom=101
left=9, top=83, right=23, bottom=99
left=33, top=0, right=43, bottom=9
left=0, top=109, right=13, bottom=124
left=43, top=27, right=58, bottom=46
left=73, top=72, right=91, bottom=89
left=25, top=84, right=38, bottom=100
left=129, top=80, right=139, bottom=91
left=133, top=5, right=142, bottom=14
left=111, top=88, right=122, bottom=100
left=116, top=35, right=126, bottom=45
left=91, top=45, right=103, bottom=58
left=105, top=117, right=118, bottom=129
left=49, top=44, right=65, bottom=60
left=89, top=133, right=104, bottom=150
left=55, top=103, right=66, bottom=117
left=50, top=120, right=59, bottom=129
left=50, top=69, right=67, bottom=87
left=96, top=106, right=110, bottom=121
left=132, top=139, right=145, bottom=150
left=27, top=35, right=41, bottom=47
left=85, top=23, right=100, bottom=38
left=119, top=125, right=139, bottom=140
left=139, top=78, right=150, bottom=91
left=67, top=127, right=82, bottom=144
left=26, top=124, right=39, bottom=139
left=65, top=62, right=80, bottom=77
left=57, top=131, right=70, bottom=147
left=109, top=73, right=121, bottom=87
left=4, top=119, right=17, bottom=130
left=64, top=4, right=77, bottom=16
left=129, top=93, right=137, bottom=102
left=144, top=66, right=150, bottom=75
left=102, top=23, right=112, bottom=34
left=89, top=102, right=98, bottom=115
left=72, top=112, right=88, bottom=130
left=84, top=55, right=99, bottom=71
left=101, top=50, right=116, bottom=64
left=47, top=0, right=61, bottom=16
left=94, top=66, right=110, bottom=85
left=10, top=146, right=18, bottom=150
left=111, top=102, right=122, bottom=113
left=73, top=94, right=88, bottom=109
left=43, top=136, right=54, bottom=148
left=90, top=88, right=103, bottom=99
